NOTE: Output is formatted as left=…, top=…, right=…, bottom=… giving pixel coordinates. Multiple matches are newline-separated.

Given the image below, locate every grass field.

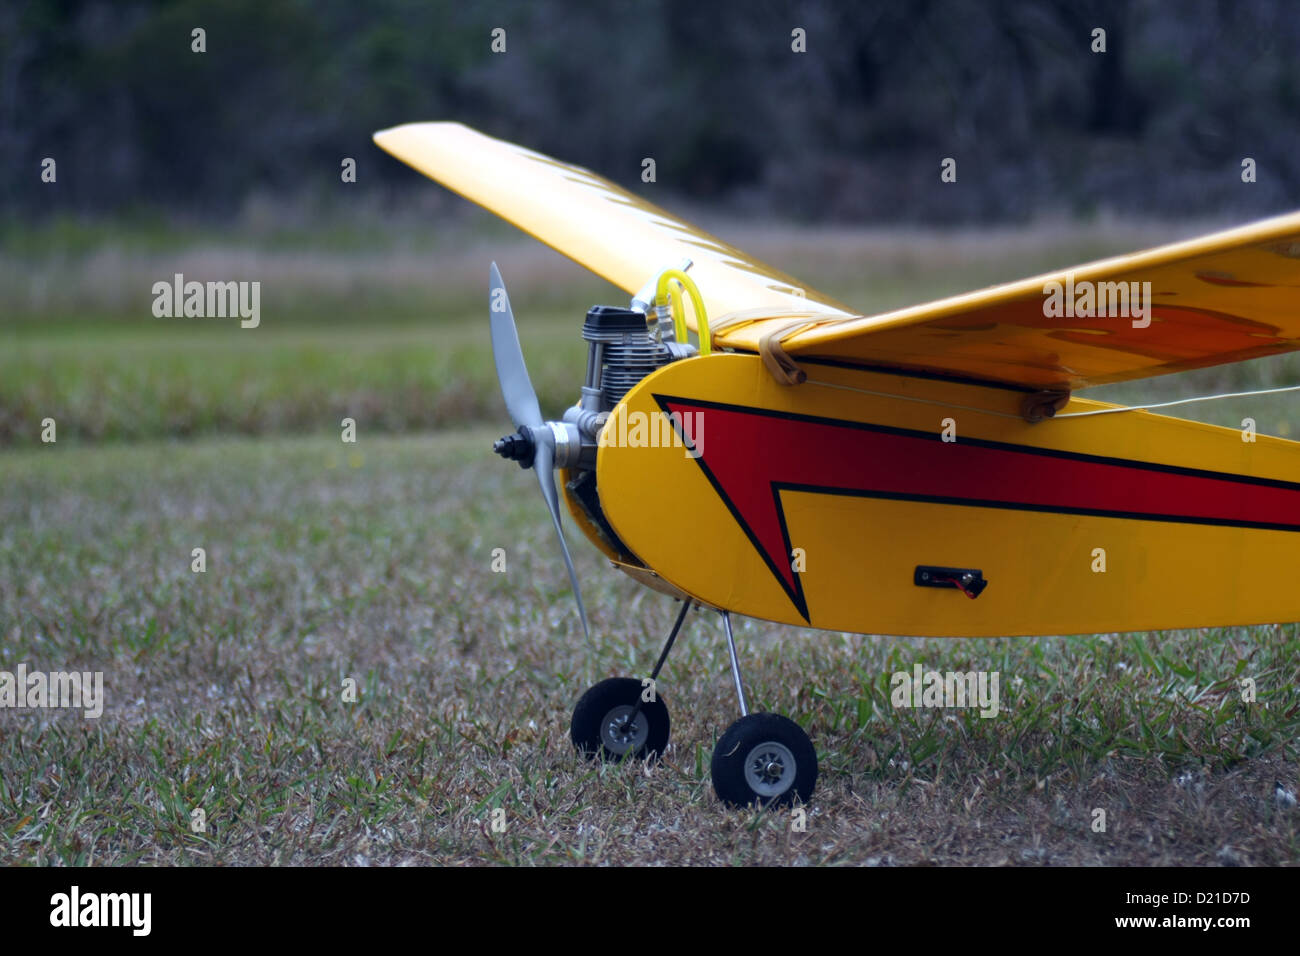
left=2, top=216, right=1298, bottom=865
left=0, top=432, right=1297, bottom=865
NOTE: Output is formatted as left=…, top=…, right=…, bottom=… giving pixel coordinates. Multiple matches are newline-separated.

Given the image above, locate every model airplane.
left=375, top=122, right=1300, bottom=808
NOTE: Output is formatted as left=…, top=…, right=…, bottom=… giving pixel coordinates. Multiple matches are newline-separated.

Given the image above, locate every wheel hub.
left=743, top=741, right=796, bottom=797
left=600, top=705, right=649, bottom=755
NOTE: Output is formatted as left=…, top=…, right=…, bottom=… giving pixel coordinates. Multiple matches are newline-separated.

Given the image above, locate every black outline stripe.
left=774, top=482, right=1300, bottom=534
left=650, top=398, right=812, bottom=621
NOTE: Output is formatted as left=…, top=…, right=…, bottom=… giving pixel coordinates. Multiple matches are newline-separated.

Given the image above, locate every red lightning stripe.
left=656, top=395, right=1300, bottom=622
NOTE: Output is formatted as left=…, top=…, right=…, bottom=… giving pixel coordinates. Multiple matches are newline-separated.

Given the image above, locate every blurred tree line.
left=2, top=0, right=1298, bottom=224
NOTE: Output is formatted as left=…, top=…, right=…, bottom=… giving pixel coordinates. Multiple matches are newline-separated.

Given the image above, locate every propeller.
left=488, top=262, right=590, bottom=640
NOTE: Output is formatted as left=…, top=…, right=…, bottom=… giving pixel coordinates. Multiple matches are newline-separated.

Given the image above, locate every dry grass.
left=0, top=212, right=1235, bottom=317
left=1, top=432, right=1296, bottom=865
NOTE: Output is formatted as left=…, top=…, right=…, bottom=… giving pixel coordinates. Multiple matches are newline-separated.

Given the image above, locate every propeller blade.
left=532, top=435, right=590, bottom=641
left=489, top=262, right=543, bottom=430
left=488, top=263, right=589, bottom=638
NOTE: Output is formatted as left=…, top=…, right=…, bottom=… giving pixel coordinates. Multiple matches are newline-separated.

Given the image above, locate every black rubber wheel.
left=711, top=713, right=818, bottom=808
left=571, top=677, right=670, bottom=762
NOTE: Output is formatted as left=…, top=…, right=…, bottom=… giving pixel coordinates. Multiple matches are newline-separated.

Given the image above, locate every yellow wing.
left=718, top=212, right=1300, bottom=390
left=373, top=122, right=852, bottom=319
left=376, top=122, right=1300, bottom=391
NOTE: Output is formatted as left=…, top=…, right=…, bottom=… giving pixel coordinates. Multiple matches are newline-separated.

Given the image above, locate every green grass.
left=8, top=217, right=1295, bottom=447
left=1, top=432, right=1296, bottom=865
left=0, top=321, right=579, bottom=445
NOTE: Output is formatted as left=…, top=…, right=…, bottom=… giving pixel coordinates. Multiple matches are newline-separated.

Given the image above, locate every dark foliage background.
left=3, top=0, right=1298, bottom=224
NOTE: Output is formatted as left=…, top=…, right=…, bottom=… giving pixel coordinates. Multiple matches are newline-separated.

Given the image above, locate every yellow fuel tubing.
left=655, top=272, right=690, bottom=347
left=656, top=268, right=710, bottom=355
left=666, top=281, right=687, bottom=344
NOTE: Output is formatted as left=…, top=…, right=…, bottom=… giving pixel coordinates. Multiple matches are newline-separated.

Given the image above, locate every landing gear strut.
left=709, top=611, right=817, bottom=808
left=570, top=604, right=818, bottom=807
left=568, top=600, right=689, bottom=762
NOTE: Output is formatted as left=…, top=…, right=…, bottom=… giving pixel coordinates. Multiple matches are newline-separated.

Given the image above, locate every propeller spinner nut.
left=493, top=430, right=535, bottom=469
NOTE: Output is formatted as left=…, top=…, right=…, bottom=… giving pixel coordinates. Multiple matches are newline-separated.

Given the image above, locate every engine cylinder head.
left=582, top=305, right=672, bottom=408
